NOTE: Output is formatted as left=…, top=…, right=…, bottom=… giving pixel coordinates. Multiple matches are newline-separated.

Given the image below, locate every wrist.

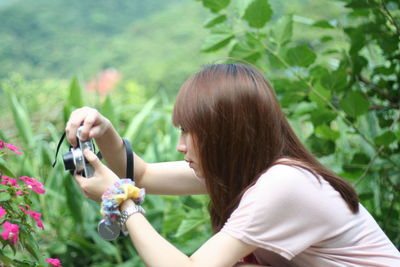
left=119, top=202, right=145, bottom=233
left=120, top=198, right=135, bottom=211
left=95, top=119, right=117, bottom=143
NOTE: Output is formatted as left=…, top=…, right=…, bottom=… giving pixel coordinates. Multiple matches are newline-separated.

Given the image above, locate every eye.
left=180, top=127, right=187, bottom=133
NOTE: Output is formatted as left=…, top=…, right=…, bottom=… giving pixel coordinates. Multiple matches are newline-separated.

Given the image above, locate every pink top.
left=222, top=164, right=400, bottom=266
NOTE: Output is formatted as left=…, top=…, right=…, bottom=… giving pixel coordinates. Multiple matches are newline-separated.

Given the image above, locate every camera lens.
left=63, top=151, right=75, bottom=171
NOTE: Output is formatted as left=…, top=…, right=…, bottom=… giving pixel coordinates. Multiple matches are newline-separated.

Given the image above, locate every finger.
left=83, top=148, right=102, bottom=169
left=65, top=123, right=80, bottom=147
left=65, top=108, right=89, bottom=146
left=89, top=125, right=104, bottom=139
left=80, top=110, right=99, bottom=141
left=74, top=174, right=91, bottom=199
left=74, top=173, right=85, bottom=187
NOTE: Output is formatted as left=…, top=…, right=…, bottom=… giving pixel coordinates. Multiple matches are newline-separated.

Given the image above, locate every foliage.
left=0, top=0, right=217, bottom=97
left=0, top=78, right=211, bottom=266
left=0, top=0, right=399, bottom=266
left=195, top=0, right=400, bottom=246
left=0, top=0, right=179, bottom=78
left=0, top=140, right=62, bottom=266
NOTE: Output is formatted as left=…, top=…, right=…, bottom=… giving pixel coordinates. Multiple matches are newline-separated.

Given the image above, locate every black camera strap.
left=52, top=132, right=66, bottom=168
left=122, top=138, right=134, bottom=181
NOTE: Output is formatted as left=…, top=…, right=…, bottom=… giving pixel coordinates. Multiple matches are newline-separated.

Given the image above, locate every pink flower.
left=19, top=205, right=31, bottom=215
left=4, top=142, right=22, bottom=155
left=29, top=210, right=44, bottom=230
left=19, top=176, right=45, bottom=194
left=85, top=68, right=121, bottom=96
left=16, top=190, right=23, bottom=195
left=0, top=206, right=6, bottom=219
left=46, top=258, right=62, bottom=267
left=18, top=206, right=44, bottom=230
left=0, top=140, right=4, bottom=149
left=1, top=176, right=19, bottom=187
left=1, top=221, right=19, bottom=244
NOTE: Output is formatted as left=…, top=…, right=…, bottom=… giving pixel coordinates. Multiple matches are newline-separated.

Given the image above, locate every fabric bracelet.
left=100, top=179, right=145, bottom=226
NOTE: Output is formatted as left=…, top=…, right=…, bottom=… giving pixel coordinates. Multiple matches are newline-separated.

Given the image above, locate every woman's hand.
left=65, top=107, right=111, bottom=147
left=74, top=149, right=119, bottom=202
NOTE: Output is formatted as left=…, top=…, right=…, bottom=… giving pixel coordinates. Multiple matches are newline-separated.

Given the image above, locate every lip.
left=185, top=159, right=194, bottom=168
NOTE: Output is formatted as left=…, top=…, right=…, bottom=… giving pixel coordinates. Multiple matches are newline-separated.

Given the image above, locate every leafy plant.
left=0, top=139, right=62, bottom=267
left=195, top=0, right=400, bottom=246
left=0, top=76, right=211, bottom=266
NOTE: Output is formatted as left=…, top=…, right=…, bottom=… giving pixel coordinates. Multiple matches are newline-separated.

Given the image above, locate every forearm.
left=125, top=211, right=192, bottom=267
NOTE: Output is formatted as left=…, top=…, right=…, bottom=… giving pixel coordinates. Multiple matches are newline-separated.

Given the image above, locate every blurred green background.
left=0, top=0, right=399, bottom=266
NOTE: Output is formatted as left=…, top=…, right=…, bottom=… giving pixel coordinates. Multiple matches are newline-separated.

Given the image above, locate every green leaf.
left=320, top=36, right=333, bottom=42
left=286, top=44, right=316, bottom=67
left=0, top=191, right=11, bottom=201
left=288, top=118, right=314, bottom=142
left=280, top=91, right=306, bottom=108
left=242, top=0, right=272, bottom=28
left=312, top=20, right=335, bottom=29
left=162, top=205, right=186, bottom=234
left=64, top=77, right=86, bottom=123
left=266, top=52, right=285, bottom=69
left=63, top=174, right=84, bottom=224
left=6, top=93, right=34, bottom=148
left=310, top=65, right=329, bottom=78
left=229, top=39, right=262, bottom=63
left=234, top=0, right=251, bottom=17
left=0, top=250, right=13, bottom=265
left=0, top=158, right=16, bottom=177
left=199, top=0, right=230, bottom=13
left=0, top=184, right=8, bottom=191
left=101, top=95, right=117, bottom=127
left=68, top=77, right=84, bottom=108
left=308, top=84, right=331, bottom=107
left=201, top=32, right=234, bottom=52
left=339, top=91, right=370, bottom=117
left=321, top=68, right=348, bottom=92
left=374, top=131, right=397, bottom=146
left=271, top=15, right=293, bottom=46
left=345, top=27, right=366, bottom=54
left=310, top=109, right=337, bottom=126
left=343, top=152, right=370, bottom=173
left=204, top=14, right=227, bottom=28
left=175, top=210, right=208, bottom=237
left=345, top=0, right=376, bottom=9
left=306, top=135, right=335, bottom=156
left=315, top=124, right=340, bottom=141
left=22, top=233, right=41, bottom=261
left=352, top=55, right=368, bottom=76
left=123, top=97, right=158, bottom=141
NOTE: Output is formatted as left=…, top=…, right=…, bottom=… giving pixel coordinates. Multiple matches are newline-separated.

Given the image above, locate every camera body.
left=62, top=126, right=95, bottom=178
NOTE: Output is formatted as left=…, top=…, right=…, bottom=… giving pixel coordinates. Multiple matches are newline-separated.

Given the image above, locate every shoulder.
left=229, top=164, right=325, bottom=222
left=247, top=164, right=321, bottom=200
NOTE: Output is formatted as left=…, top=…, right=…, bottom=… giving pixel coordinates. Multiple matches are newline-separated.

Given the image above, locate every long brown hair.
left=172, top=63, right=359, bottom=232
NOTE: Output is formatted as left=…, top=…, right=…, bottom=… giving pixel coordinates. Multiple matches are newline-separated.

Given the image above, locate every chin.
left=194, top=170, right=204, bottom=179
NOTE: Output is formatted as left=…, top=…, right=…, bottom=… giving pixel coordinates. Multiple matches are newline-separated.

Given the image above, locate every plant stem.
left=380, top=0, right=400, bottom=36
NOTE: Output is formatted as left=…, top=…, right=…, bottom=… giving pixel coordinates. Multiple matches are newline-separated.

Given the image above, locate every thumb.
left=74, top=173, right=86, bottom=187
left=83, top=148, right=102, bottom=168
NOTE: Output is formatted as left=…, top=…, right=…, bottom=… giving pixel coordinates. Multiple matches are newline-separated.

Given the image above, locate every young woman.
left=66, top=63, right=400, bottom=266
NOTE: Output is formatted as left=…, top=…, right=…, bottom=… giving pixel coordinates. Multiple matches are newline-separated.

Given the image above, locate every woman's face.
left=177, top=129, right=203, bottom=178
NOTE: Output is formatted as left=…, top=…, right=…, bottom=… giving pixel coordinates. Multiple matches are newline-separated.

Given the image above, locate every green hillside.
left=0, top=0, right=215, bottom=91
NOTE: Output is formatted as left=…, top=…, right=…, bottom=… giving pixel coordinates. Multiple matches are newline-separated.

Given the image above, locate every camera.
left=62, top=126, right=95, bottom=178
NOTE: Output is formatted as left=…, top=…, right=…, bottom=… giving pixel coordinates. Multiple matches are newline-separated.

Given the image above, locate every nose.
left=177, top=135, right=187, bottom=154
